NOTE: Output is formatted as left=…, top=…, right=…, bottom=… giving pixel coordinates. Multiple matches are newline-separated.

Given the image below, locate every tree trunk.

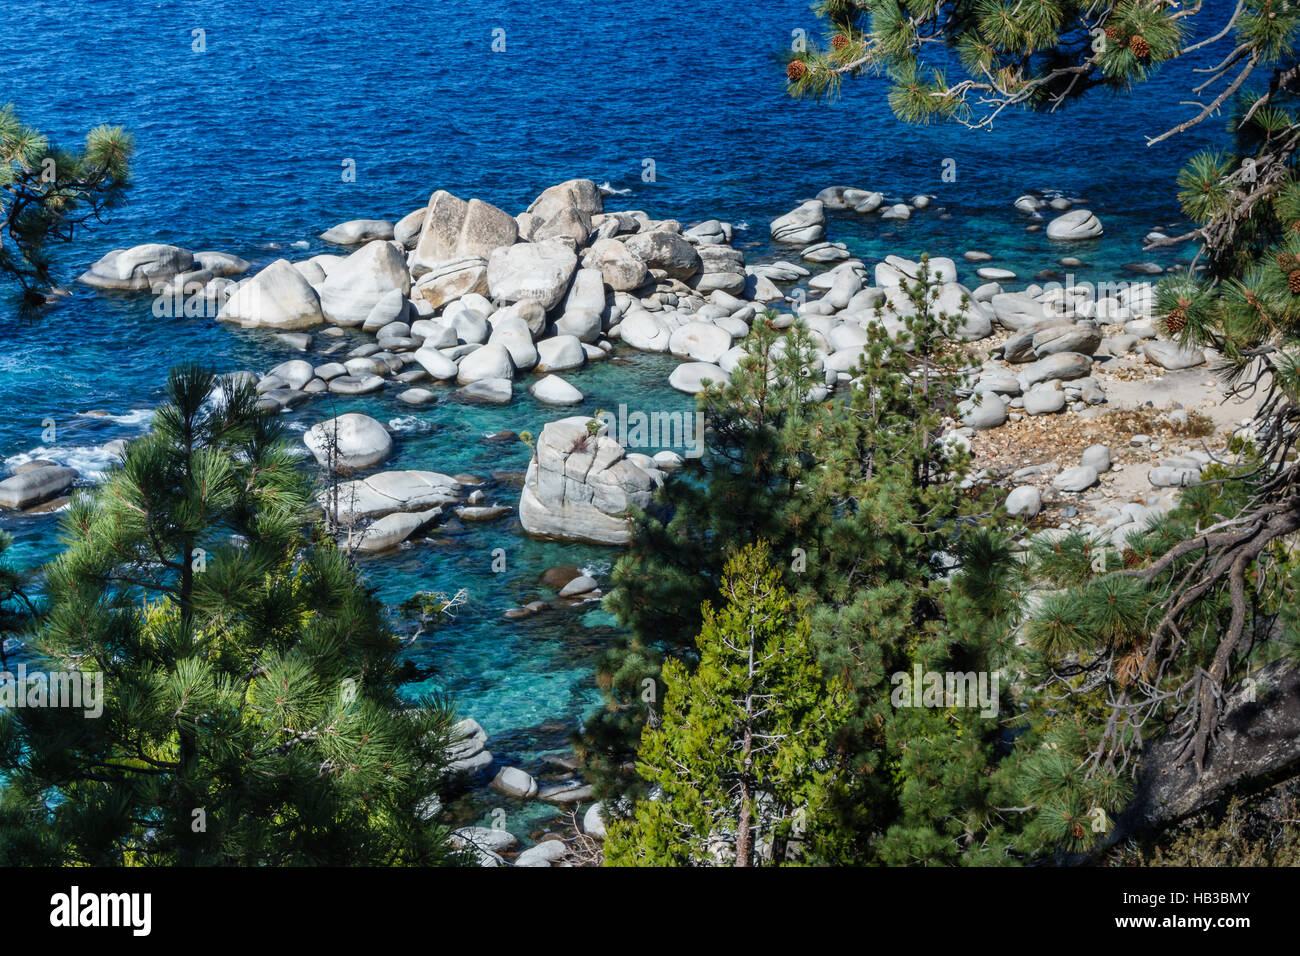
left=734, top=609, right=758, bottom=867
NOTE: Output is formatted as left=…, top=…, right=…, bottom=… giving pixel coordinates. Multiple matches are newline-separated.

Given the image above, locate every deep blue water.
left=0, top=0, right=1227, bottom=837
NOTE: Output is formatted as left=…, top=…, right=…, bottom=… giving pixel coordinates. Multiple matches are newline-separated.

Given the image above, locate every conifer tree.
left=582, top=317, right=837, bottom=803
left=1, top=104, right=133, bottom=305
left=595, top=262, right=1029, bottom=863
left=602, top=542, right=853, bottom=866
left=0, top=364, right=465, bottom=866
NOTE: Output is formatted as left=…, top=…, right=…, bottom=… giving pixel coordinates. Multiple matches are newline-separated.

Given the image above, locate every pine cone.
left=832, top=33, right=850, bottom=51
left=1122, top=547, right=1141, bottom=569
left=1163, top=308, right=1187, bottom=335
left=1130, top=35, right=1150, bottom=58
left=1104, top=25, right=1123, bottom=43
left=1278, top=253, right=1298, bottom=273
left=787, top=60, right=808, bottom=82
left=1288, top=269, right=1300, bottom=295
left=1071, top=820, right=1086, bottom=840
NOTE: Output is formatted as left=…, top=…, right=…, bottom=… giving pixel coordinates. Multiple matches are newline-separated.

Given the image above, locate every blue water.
left=1, top=0, right=1226, bottom=838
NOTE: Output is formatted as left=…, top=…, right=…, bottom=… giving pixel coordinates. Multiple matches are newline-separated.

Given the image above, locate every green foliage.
left=0, top=104, right=133, bottom=304
left=0, top=532, right=35, bottom=672
left=583, top=314, right=838, bottom=802
left=603, top=543, right=853, bottom=866
left=595, top=262, right=1055, bottom=863
left=0, top=365, right=465, bottom=866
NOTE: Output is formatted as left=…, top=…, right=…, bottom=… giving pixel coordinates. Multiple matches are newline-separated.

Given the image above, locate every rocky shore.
left=5, top=176, right=1259, bottom=862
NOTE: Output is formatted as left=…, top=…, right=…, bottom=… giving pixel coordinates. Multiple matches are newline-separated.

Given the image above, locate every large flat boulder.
left=318, top=470, right=463, bottom=524
left=0, top=465, right=77, bottom=509
left=770, top=201, right=825, bottom=244
left=319, top=219, right=394, bottom=245
left=78, top=243, right=195, bottom=291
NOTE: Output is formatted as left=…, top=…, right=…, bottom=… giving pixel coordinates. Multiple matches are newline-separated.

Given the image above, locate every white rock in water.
left=393, top=207, right=426, bottom=249
left=194, top=250, right=251, bottom=278
left=669, top=321, right=732, bottom=363
left=413, top=347, right=458, bottom=380
left=1005, top=486, right=1042, bottom=517
left=318, top=240, right=411, bottom=327
left=452, top=826, right=519, bottom=854
left=487, top=314, right=539, bottom=370
left=268, top=359, right=314, bottom=390
left=536, top=335, right=587, bottom=373
left=455, top=378, right=514, bottom=404
left=668, top=362, right=728, bottom=394
left=1046, top=209, right=1103, bottom=240
left=457, top=343, right=516, bottom=385
left=319, top=219, right=394, bottom=245
left=353, top=509, right=439, bottom=552
left=618, top=311, right=672, bottom=352
left=530, top=374, right=584, bottom=405
left=559, top=574, right=598, bottom=596
left=770, top=200, right=826, bottom=244
left=304, top=413, right=393, bottom=473
left=515, top=840, right=567, bottom=867
left=218, top=259, right=324, bottom=330
left=491, top=766, right=538, bottom=799
left=79, top=243, right=195, bottom=291
left=0, top=465, right=78, bottom=510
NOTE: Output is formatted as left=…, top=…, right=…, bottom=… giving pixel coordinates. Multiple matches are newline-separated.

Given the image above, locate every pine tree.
left=0, top=104, right=133, bottom=306
left=0, top=364, right=465, bottom=866
left=582, top=316, right=837, bottom=803
left=595, top=262, right=1029, bottom=863
left=602, top=542, right=853, bottom=866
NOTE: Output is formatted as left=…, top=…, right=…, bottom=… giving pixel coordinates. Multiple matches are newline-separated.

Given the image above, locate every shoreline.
left=0, top=176, right=1252, bottom=857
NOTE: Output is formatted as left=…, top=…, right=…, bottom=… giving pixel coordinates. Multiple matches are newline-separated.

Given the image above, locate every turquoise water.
left=0, top=0, right=1226, bottom=838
